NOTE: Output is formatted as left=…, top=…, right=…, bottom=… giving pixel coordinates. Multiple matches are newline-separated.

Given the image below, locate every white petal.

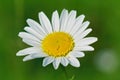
left=74, top=28, right=92, bottom=42
left=16, top=47, right=40, bottom=56
left=23, top=53, right=43, bottom=61
left=70, top=15, right=85, bottom=35
left=42, top=57, right=54, bottom=67
left=39, top=12, right=53, bottom=33
left=60, top=9, right=68, bottom=31
left=26, top=19, right=47, bottom=36
left=75, top=37, right=98, bottom=46
left=74, top=46, right=94, bottom=51
left=24, top=27, right=44, bottom=40
left=65, top=10, right=76, bottom=32
left=22, top=39, right=40, bottom=47
left=19, top=32, right=40, bottom=42
left=23, top=52, right=47, bottom=61
left=53, top=57, right=61, bottom=69
left=70, top=51, right=85, bottom=58
left=23, top=55, right=34, bottom=61
left=31, top=52, right=48, bottom=58
left=73, top=21, right=90, bottom=38
left=61, top=57, right=69, bottom=66
left=52, top=10, right=60, bottom=32
left=67, top=55, right=80, bottom=67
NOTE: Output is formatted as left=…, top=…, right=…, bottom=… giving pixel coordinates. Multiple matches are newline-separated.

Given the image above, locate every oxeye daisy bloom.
left=16, top=9, right=98, bottom=69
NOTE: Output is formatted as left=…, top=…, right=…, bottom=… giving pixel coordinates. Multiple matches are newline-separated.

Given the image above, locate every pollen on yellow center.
left=41, top=32, right=74, bottom=57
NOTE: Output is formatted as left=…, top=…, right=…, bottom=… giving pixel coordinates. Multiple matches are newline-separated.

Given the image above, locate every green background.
left=0, top=0, right=120, bottom=80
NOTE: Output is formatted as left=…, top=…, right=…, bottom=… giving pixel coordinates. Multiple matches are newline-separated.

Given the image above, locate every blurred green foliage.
left=0, top=0, right=120, bottom=80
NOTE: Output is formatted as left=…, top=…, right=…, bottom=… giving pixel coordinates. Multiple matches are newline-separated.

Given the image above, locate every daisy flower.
left=16, top=9, right=98, bottom=69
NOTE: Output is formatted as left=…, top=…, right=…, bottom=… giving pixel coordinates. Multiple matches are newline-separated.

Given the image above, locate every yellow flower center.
left=42, top=32, right=74, bottom=57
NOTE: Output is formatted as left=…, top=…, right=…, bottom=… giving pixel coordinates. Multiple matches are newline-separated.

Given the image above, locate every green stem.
left=69, top=75, right=75, bottom=80
left=61, top=66, right=68, bottom=80
left=62, top=66, right=75, bottom=80
left=61, top=66, right=75, bottom=80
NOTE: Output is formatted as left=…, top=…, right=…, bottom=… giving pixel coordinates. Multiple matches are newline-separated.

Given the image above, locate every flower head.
left=16, top=9, right=98, bottom=69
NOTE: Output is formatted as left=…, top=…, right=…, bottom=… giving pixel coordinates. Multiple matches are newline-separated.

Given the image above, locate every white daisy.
left=16, top=9, right=98, bottom=69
